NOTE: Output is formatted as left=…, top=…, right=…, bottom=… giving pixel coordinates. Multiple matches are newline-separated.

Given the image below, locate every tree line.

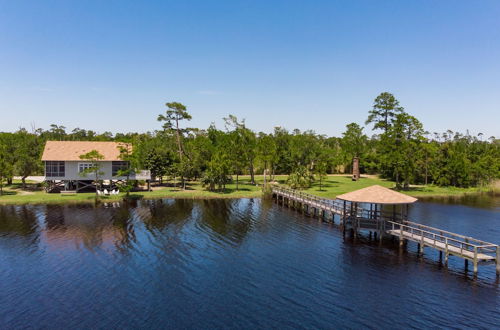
left=0, top=93, right=498, bottom=193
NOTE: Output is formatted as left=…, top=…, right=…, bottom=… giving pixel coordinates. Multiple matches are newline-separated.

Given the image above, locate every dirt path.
left=13, top=176, right=45, bottom=183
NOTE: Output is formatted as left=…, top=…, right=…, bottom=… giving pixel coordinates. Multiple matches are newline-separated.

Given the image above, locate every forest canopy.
left=0, top=93, right=498, bottom=191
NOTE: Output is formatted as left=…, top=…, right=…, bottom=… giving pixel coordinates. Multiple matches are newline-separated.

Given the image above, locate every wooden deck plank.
left=273, top=186, right=499, bottom=274
left=279, top=192, right=343, bottom=214
left=387, top=230, right=495, bottom=261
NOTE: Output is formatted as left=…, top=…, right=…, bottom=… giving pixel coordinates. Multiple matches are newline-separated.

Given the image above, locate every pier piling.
left=272, top=186, right=498, bottom=276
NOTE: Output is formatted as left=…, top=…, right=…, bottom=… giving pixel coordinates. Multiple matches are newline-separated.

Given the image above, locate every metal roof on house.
left=41, top=141, right=131, bottom=161
left=336, top=185, right=418, bottom=204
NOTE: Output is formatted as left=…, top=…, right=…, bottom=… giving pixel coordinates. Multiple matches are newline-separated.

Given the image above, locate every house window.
left=78, top=162, right=96, bottom=173
left=112, top=161, right=129, bottom=176
left=45, top=161, right=65, bottom=177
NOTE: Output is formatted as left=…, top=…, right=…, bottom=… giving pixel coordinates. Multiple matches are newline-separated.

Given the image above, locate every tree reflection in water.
left=197, top=199, right=259, bottom=245
left=0, top=205, right=40, bottom=250
left=138, top=199, right=195, bottom=233
left=43, top=203, right=135, bottom=251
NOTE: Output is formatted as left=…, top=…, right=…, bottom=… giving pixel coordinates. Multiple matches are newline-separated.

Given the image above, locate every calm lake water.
left=0, top=195, right=499, bottom=329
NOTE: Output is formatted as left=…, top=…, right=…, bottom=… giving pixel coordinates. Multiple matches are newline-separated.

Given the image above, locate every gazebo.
left=335, top=185, right=418, bottom=237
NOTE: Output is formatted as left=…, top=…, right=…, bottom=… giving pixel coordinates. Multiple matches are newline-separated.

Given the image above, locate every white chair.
left=116, top=189, right=120, bottom=195
left=104, top=189, right=109, bottom=196
left=97, top=190, right=102, bottom=196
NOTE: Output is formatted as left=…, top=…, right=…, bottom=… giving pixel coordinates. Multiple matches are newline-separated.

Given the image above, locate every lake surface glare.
left=0, top=196, right=499, bottom=329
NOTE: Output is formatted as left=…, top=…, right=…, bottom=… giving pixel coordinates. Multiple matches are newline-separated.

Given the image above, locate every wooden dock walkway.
left=272, top=186, right=500, bottom=275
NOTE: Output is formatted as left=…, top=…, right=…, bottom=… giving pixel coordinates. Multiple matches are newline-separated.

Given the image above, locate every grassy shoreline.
left=0, top=175, right=497, bottom=205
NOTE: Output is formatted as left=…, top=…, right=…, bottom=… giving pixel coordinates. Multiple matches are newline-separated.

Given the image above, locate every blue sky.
left=0, top=0, right=499, bottom=137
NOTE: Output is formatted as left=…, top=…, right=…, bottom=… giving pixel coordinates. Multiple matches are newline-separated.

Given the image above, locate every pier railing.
left=273, top=186, right=405, bottom=221
left=386, top=220, right=498, bottom=260
left=272, top=186, right=345, bottom=214
left=272, top=185, right=499, bottom=273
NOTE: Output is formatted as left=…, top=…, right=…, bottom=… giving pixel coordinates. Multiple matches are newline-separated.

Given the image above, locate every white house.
left=41, top=141, right=151, bottom=192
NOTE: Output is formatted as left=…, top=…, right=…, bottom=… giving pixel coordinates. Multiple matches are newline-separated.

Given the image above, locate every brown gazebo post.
left=342, top=200, right=347, bottom=235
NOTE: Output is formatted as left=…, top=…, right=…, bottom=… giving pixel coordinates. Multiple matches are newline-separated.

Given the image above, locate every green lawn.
left=0, top=175, right=496, bottom=205
left=253, top=174, right=496, bottom=198
left=0, top=179, right=263, bottom=205
left=286, top=175, right=496, bottom=198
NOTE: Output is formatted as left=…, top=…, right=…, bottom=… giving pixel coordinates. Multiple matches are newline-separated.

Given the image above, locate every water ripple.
left=0, top=198, right=499, bottom=328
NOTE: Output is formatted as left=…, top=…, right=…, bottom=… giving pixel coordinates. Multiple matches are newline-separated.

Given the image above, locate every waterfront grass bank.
left=0, top=175, right=497, bottom=205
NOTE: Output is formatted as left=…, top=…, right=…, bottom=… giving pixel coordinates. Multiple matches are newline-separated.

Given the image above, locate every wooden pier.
left=272, top=186, right=500, bottom=276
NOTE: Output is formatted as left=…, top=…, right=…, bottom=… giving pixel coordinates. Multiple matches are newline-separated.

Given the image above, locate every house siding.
left=44, top=161, right=150, bottom=181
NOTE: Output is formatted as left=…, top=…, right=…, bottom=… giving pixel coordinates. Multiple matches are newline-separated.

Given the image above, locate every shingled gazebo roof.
left=336, top=185, right=417, bottom=205
left=41, top=141, right=131, bottom=161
